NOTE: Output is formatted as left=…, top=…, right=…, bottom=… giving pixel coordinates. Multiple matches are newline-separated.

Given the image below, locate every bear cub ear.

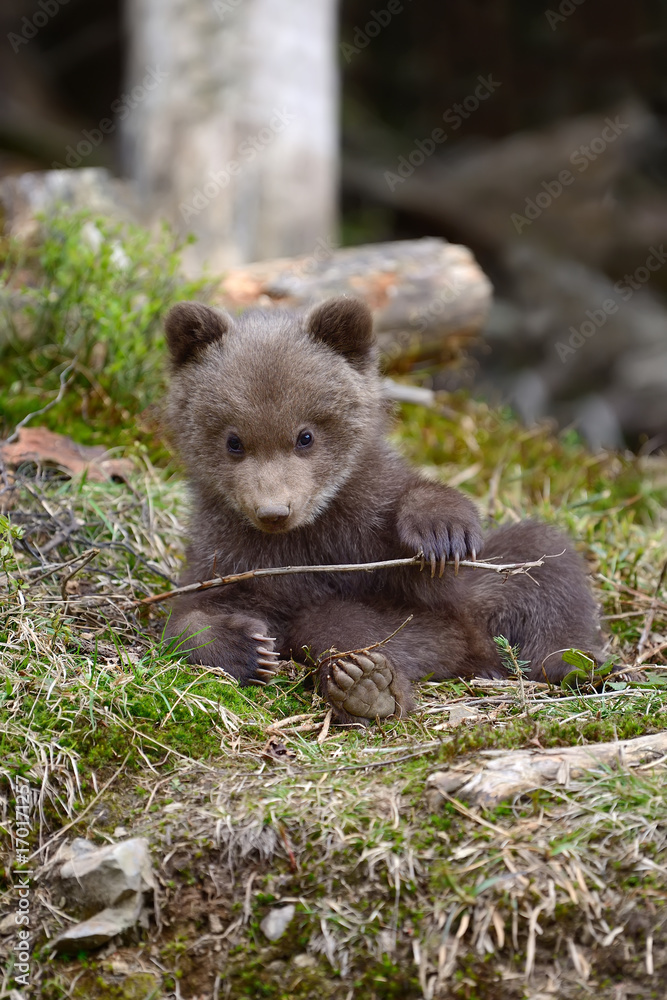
left=165, top=302, right=231, bottom=367
left=307, top=296, right=375, bottom=369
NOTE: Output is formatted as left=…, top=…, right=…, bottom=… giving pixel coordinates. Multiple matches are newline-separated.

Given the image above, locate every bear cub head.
left=165, top=296, right=384, bottom=534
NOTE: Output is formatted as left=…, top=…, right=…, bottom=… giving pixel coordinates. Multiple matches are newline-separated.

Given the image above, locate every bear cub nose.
left=256, top=503, right=291, bottom=526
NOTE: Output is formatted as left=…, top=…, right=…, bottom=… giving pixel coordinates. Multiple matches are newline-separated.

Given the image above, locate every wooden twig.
left=6, top=361, right=76, bottom=444
left=139, top=553, right=554, bottom=607
left=27, top=548, right=100, bottom=588
left=637, top=640, right=667, bottom=666
left=60, top=547, right=99, bottom=603
left=634, top=559, right=667, bottom=665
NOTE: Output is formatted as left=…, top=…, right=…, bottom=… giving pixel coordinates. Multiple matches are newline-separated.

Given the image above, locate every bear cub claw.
left=250, top=644, right=281, bottom=684
left=247, top=633, right=280, bottom=685
left=397, top=510, right=483, bottom=577
left=327, top=651, right=397, bottom=719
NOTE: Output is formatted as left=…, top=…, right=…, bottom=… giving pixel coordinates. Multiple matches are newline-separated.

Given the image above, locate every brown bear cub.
left=163, top=296, right=604, bottom=724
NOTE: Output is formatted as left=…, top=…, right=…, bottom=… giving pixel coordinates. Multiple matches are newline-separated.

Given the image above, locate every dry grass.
left=1, top=395, right=667, bottom=999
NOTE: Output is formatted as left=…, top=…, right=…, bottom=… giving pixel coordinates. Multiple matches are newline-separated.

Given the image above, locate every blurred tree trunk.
left=122, top=0, right=339, bottom=273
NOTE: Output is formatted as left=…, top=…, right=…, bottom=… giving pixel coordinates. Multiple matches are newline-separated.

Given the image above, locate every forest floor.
left=1, top=214, right=667, bottom=1000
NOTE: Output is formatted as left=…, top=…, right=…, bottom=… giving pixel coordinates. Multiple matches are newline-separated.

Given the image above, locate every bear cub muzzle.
left=162, top=295, right=605, bottom=725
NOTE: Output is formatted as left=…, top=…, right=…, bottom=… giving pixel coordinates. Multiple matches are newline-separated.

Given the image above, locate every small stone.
left=260, top=904, right=295, bottom=941
left=292, top=953, right=317, bottom=968
left=51, top=896, right=142, bottom=954
left=266, top=959, right=287, bottom=972
left=57, top=837, right=154, bottom=916
left=209, top=913, right=223, bottom=934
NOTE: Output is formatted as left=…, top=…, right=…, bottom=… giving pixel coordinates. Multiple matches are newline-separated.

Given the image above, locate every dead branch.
left=428, top=731, right=667, bottom=808
left=139, top=553, right=553, bottom=607
left=26, top=547, right=100, bottom=588
left=60, top=547, right=100, bottom=603
left=634, top=558, right=667, bottom=665
left=6, top=361, right=76, bottom=444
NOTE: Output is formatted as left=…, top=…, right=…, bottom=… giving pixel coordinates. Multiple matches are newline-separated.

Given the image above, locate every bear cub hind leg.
left=323, top=649, right=415, bottom=724
left=287, top=600, right=457, bottom=725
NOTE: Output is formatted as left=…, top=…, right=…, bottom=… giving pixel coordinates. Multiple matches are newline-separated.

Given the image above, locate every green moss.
left=352, top=955, right=422, bottom=999
left=68, top=972, right=160, bottom=999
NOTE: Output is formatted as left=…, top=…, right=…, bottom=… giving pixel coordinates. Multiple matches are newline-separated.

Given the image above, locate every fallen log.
left=0, top=170, right=492, bottom=368
left=427, top=731, right=667, bottom=808
left=214, top=237, right=492, bottom=367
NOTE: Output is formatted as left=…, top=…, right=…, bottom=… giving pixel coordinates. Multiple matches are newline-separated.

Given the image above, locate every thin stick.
left=6, top=361, right=76, bottom=444
left=60, top=547, right=100, bottom=603
left=300, top=742, right=445, bottom=773
left=317, top=708, right=333, bottom=745
left=139, top=553, right=553, bottom=607
left=637, top=640, right=667, bottom=666
left=634, top=559, right=667, bottom=665
left=27, top=548, right=100, bottom=588
left=317, top=614, right=414, bottom=671
left=597, top=573, right=667, bottom=614
left=434, top=789, right=517, bottom=840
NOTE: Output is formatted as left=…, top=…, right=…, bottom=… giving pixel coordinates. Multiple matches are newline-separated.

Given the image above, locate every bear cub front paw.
left=398, top=496, right=483, bottom=576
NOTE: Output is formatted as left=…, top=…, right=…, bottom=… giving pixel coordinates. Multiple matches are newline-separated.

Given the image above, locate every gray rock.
left=260, top=904, right=295, bottom=941
left=56, top=837, right=154, bottom=917
left=0, top=912, right=17, bottom=935
left=51, top=896, right=143, bottom=954
left=48, top=837, right=155, bottom=954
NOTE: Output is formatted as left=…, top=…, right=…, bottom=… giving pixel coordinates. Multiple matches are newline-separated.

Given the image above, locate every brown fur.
left=163, top=297, right=604, bottom=722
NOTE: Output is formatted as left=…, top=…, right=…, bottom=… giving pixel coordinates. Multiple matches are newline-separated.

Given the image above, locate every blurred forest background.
left=1, top=0, right=667, bottom=451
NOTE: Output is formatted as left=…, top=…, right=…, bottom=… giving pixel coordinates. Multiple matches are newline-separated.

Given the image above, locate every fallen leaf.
left=0, top=426, right=133, bottom=483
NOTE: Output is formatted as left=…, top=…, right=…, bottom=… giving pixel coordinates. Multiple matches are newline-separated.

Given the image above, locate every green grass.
left=0, top=210, right=208, bottom=453
left=1, top=212, right=666, bottom=998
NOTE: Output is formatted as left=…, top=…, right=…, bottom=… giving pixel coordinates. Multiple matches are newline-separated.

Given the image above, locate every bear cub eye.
left=296, top=430, right=314, bottom=450
left=226, top=433, right=245, bottom=456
